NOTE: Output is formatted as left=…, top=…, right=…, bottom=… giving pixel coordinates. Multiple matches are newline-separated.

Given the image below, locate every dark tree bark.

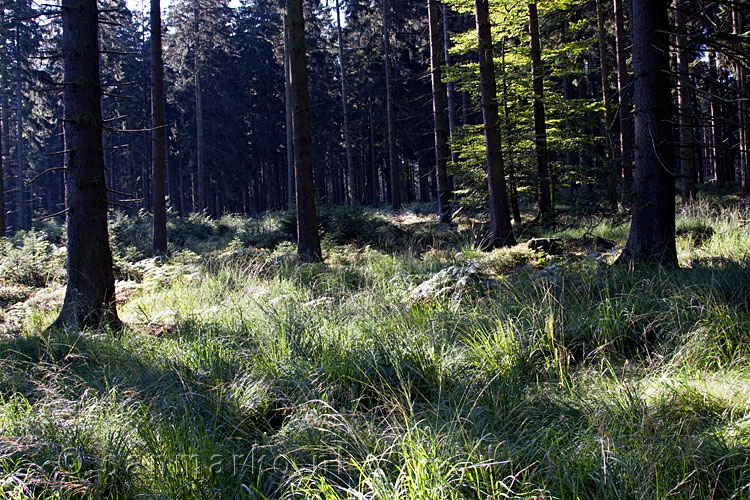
left=596, top=0, right=617, bottom=210
left=428, top=0, right=451, bottom=224
left=613, top=0, right=632, bottom=192
left=619, top=0, right=676, bottom=267
left=475, top=0, right=515, bottom=248
left=335, top=0, right=356, bottom=204
left=733, top=2, right=749, bottom=199
left=442, top=4, right=458, bottom=193
left=284, top=13, right=295, bottom=209
left=675, top=0, right=696, bottom=204
left=500, top=37, right=521, bottom=223
left=708, top=51, right=724, bottom=184
left=528, top=2, right=552, bottom=217
left=151, top=0, right=168, bottom=253
left=53, top=0, right=120, bottom=329
left=15, top=33, right=27, bottom=230
left=288, top=0, right=322, bottom=262
left=0, top=92, right=4, bottom=237
left=194, top=9, right=206, bottom=213
left=383, top=0, right=400, bottom=210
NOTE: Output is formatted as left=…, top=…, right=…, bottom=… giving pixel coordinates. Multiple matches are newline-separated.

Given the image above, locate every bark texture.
left=675, top=0, right=696, bottom=203
left=613, top=0, right=633, bottom=189
left=475, top=0, right=515, bottom=247
left=620, top=0, right=676, bottom=266
left=528, top=2, right=552, bottom=216
left=151, top=0, right=168, bottom=252
left=54, top=0, right=121, bottom=329
left=288, top=0, right=322, bottom=262
left=383, top=0, right=400, bottom=210
left=428, top=0, right=451, bottom=224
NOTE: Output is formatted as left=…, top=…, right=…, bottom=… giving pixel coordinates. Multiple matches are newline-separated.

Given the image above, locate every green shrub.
left=0, top=232, right=65, bottom=287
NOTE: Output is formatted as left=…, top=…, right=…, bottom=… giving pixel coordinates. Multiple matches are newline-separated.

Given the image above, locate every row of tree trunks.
left=335, top=0, right=356, bottom=205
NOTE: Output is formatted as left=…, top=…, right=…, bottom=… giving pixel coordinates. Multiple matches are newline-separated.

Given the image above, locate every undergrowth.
left=0, top=198, right=749, bottom=498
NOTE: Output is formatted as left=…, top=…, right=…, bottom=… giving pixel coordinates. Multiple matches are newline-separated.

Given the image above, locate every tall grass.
left=0, top=201, right=749, bottom=498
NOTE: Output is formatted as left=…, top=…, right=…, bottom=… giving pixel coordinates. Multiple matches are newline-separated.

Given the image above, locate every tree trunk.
left=475, top=0, right=515, bottom=248
left=194, top=9, right=206, bottom=213
left=528, top=2, right=552, bottom=217
left=596, top=0, right=617, bottom=210
left=0, top=91, right=4, bottom=237
left=383, top=0, right=400, bottom=210
left=284, top=13, right=295, bottom=209
left=428, top=0, right=451, bottom=224
left=442, top=3, right=458, bottom=195
left=501, top=37, right=521, bottom=223
left=708, top=51, right=724, bottom=184
left=288, top=0, right=322, bottom=262
left=619, top=0, right=676, bottom=267
left=15, top=34, right=27, bottom=230
left=151, top=0, right=167, bottom=253
left=675, top=0, right=696, bottom=204
left=54, top=0, right=120, bottom=329
left=613, top=0, right=633, bottom=193
left=733, top=3, right=749, bottom=199
left=335, top=0, right=356, bottom=204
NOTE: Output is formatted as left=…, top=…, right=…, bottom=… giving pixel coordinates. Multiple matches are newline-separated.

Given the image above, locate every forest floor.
left=0, top=188, right=749, bottom=499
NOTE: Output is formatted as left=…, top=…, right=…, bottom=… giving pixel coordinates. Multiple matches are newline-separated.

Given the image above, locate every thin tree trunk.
left=442, top=3, right=458, bottom=195
left=383, top=0, right=400, bottom=210
left=151, top=0, right=167, bottom=253
left=15, top=34, right=26, bottom=230
left=528, top=2, right=552, bottom=217
left=596, top=0, right=617, bottom=209
left=475, top=0, right=515, bottom=248
left=284, top=14, right=295, bottom=209
left=613, top=0, right=632, bottom=193
left=733, top=3, right=749, bottom=199
left=708, top=52, right=724, bottom=184
left=675, top=0, right=695, bottom=203
left=54, top=0, right=120, bottom=329
left=288, top=0, right=322, bottom=262
left=194, top=9, right=205, bottom=213
left=335, top=0, right=356, bottom=204
left=428, top=0, right=451, bottom=224
left=619, top=0, right=676, bottom=266
left=501, top=37, right=521, bottom=223
left=0, top=90, right=4, bottom=237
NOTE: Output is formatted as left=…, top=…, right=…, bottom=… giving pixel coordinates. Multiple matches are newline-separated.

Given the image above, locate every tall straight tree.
left=53, top=0, right=120, bottom=328
left=528, top=2, right=552, bottom=217
left=383, top=0, right=399, bottom=210
left=428, top=0, right=450, bottom=224
left=613, top=0, right=632, bottom=192
left=287, top=0, right=322, bottom=262
left=335, top=0, right=355, bottom=204
left=152, top=0, right=168, bottom=253
left=619, top=0, right=676, bottom=266
left=675, top=0, right=695, bottom=203
left=596, top=0, right=617, bottom=209
left=0, top=95, right=3, bottom=237
left=474, top=0, right=515, bottom=248
left=283, top=13, right=294, bottom=209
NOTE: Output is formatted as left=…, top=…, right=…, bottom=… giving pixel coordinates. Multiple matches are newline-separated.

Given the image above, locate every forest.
left=0, top=0, right=749, bottom=497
